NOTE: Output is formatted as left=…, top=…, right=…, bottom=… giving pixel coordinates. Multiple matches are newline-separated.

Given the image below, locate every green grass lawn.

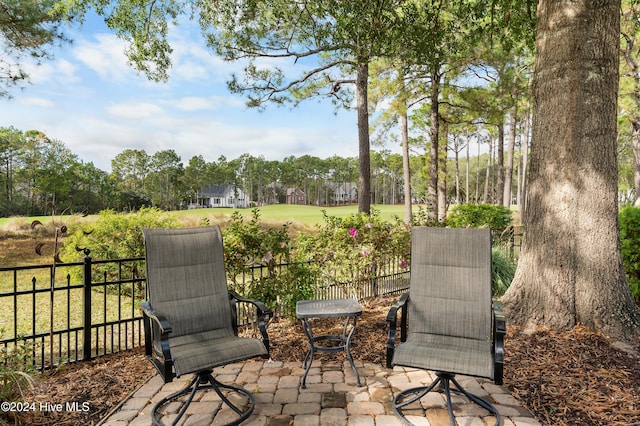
left=174, top=204, right=409, bottom=225
left=0, top=204, right=412, bottom=230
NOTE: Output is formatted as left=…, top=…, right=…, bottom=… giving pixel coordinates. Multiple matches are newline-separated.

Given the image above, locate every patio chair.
left=386, top=227, right=505, bottom=426
left=141, top=226, right=271, bottom=426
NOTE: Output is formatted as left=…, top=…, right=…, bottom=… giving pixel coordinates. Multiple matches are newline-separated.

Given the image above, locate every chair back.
left=143, top=226, right=234, bottom=339
left=408, top=227, right=492, bottom=345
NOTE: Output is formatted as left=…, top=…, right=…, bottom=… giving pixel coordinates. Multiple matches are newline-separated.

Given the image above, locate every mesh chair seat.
left=392, top=337, right=493, bottom=379
left=168, top=333, right=269, bottom=377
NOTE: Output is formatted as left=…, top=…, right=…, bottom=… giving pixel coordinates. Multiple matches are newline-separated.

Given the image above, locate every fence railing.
left=0, top=254, right=409, bottom=370
left=1, top=227, right=521, bottom=371
left=0, top=254, right=146, bottom=371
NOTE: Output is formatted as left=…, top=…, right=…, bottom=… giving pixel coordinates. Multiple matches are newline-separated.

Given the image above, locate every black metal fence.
left=0, top=255, right=146, bottom=371
left=0, top=255, right=409, bottom=370
left=1, top=227, right=521, bottom=371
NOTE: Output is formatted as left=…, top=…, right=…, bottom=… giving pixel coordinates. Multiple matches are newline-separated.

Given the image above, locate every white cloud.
left=73, top=34, right=132, bottom=82
left=18, top=97, right=56, bottom=108
left=168, top=95, right=245, bottom=111
left=22, top=58, right=79, bottom=87
left=106, top=102, right=165, bottom=119
left=172, top=96, right=216, bottom=111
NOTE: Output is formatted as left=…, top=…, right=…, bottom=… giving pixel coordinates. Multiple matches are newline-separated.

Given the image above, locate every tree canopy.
left=0, top=0, right=70, bottom=97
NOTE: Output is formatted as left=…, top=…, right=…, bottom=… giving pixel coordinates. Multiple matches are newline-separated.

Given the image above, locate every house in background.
left=331, top=182, right=357, bottom=205
left=191, top=184, right=247, bottom=208
left=286, top=188, right=308, bottom=205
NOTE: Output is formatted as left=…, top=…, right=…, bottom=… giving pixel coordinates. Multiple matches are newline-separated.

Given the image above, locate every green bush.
left=223, top=208, right=317, bottom=319
left=619, top=206, right=640, bottom=303
left=411, top=205, right=445, bottom=227
left=61, top=206, right=178, bottom=262
left=491, top=247, right=517, bottom=297
left=0, top=332, right=36, bottom=425
left=446, top=203, right=513, bottom=231
left=296, top=210, right=411, bottom=298
left=60, top=207, right=178, bottom=290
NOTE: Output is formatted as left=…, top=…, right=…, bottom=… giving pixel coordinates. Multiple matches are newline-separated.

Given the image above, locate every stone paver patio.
left=99, top=359, right=541, bottom=426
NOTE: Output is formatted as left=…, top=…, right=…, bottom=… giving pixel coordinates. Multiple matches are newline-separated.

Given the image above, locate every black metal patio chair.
left=386, top=226, right=506, bottom=426
left=141, top=226, right=271, bottom=426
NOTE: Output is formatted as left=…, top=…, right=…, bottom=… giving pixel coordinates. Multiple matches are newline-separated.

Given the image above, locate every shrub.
left=491, top=247, right=517, bottom=297
left=223, top=208, right=316, bottom=319
left=618, top=206, right=640, bottom=303
left=59, top=207, right=178, bottom=290
left=296, top=210, right=411, bottom=298
left=446, top=203, right=513, bottom=231
left=0, top=332, right=36, bottom=425
left=411, top=205, right=445, bottom=227
left=61, top=207, right=178, bottom=262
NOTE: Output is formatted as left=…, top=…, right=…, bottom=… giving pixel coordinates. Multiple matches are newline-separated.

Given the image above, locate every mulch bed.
left=5, top=297, right=640, bottom=425
left=505, top=325, right=640, bottom=425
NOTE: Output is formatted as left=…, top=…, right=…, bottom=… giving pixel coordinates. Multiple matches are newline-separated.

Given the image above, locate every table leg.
left=300, top=318, right=315, bottom=389
left=345, top=315, right=362, bottom=387
left=299, top=315, right=363, bottom=389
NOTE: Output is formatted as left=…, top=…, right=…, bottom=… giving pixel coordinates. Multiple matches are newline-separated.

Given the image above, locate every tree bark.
left=518, top=103, right=530, bottom=215
left=356, top=63, right=371, bottom=214
left=502, top=0, right=640, bottom=340
left=400, top=110, right=412, bottom=224
left=496, top=122, right=505, bottom=205
left=465, top=135, right=470, bottom=203
left=503, top=108, right=517, bottom=208
left=482, top=137, right=492, bottom=203
left=438, top=120, right=448, bottom=221
left=427, top=71, right=440, bottom=221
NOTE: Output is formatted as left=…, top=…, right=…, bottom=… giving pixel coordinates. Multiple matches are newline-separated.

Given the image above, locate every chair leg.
left=392, top=372, right=501, bottom=426
left=151, top=371, right=255, bottom=426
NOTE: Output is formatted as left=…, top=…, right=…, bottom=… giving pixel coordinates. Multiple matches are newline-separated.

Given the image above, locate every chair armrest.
left=141, top=301, right=172, bottom=334
left=386, top=293, right=409, bottom=368
left=229, top=290, right=272, bottom=318
left=141, top=301, right=174, bottom=382
left=492, top=300, right=506, bottom=385
left=228, top=290, right=272, bottom=355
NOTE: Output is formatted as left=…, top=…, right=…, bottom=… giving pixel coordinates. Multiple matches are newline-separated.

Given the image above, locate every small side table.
left=296, top=298, right=363, bottom=388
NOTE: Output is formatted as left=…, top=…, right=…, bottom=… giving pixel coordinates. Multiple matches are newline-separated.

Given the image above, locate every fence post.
left=370, top=262, right=378, bottom=298
left=82, top=249, right=93, bottom=361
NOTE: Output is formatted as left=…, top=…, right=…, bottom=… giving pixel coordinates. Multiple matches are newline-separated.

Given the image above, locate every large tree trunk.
left=427, top=70, right=440, bottom=221
left=438, top=121, right=447, bottom=221
left=503, top=108, right=516, bottom=208
left=400, top=110, right=412, bottom=224
left=518, top=103, right=530, bottom=215
left=502, top=0, right=640, bottom=340
left=356, top=63, right=371, bottom=214
left=482, top=138, right=492, bottom=203
left=496, top=122, right=505, bottom=205
left=465, top=135, right=470, bottom=203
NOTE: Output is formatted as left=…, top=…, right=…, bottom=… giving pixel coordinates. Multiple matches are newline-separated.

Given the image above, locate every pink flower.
left=349, top=227, right=358, bottom=238
left=365, top=222, right=373, bottom=229
left=361, top=247, right=371, bottom=257
left=400, top=259, right=408, bottom=269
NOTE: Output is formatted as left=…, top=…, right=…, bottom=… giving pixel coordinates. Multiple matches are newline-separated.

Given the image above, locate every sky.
left=0, top=13, right=381, bottom=172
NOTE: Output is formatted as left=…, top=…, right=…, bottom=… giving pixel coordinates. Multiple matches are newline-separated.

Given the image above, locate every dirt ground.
left=4, top=298, right=640, bottom=426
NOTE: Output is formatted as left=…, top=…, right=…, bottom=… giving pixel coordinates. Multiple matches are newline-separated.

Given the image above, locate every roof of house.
left=198, top=184, right=240, bottom=197
left=286, top=188, right=307, bottom=196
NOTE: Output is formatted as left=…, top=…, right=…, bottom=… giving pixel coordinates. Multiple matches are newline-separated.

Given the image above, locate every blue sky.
left=0, top=14, right=379, bottom=172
